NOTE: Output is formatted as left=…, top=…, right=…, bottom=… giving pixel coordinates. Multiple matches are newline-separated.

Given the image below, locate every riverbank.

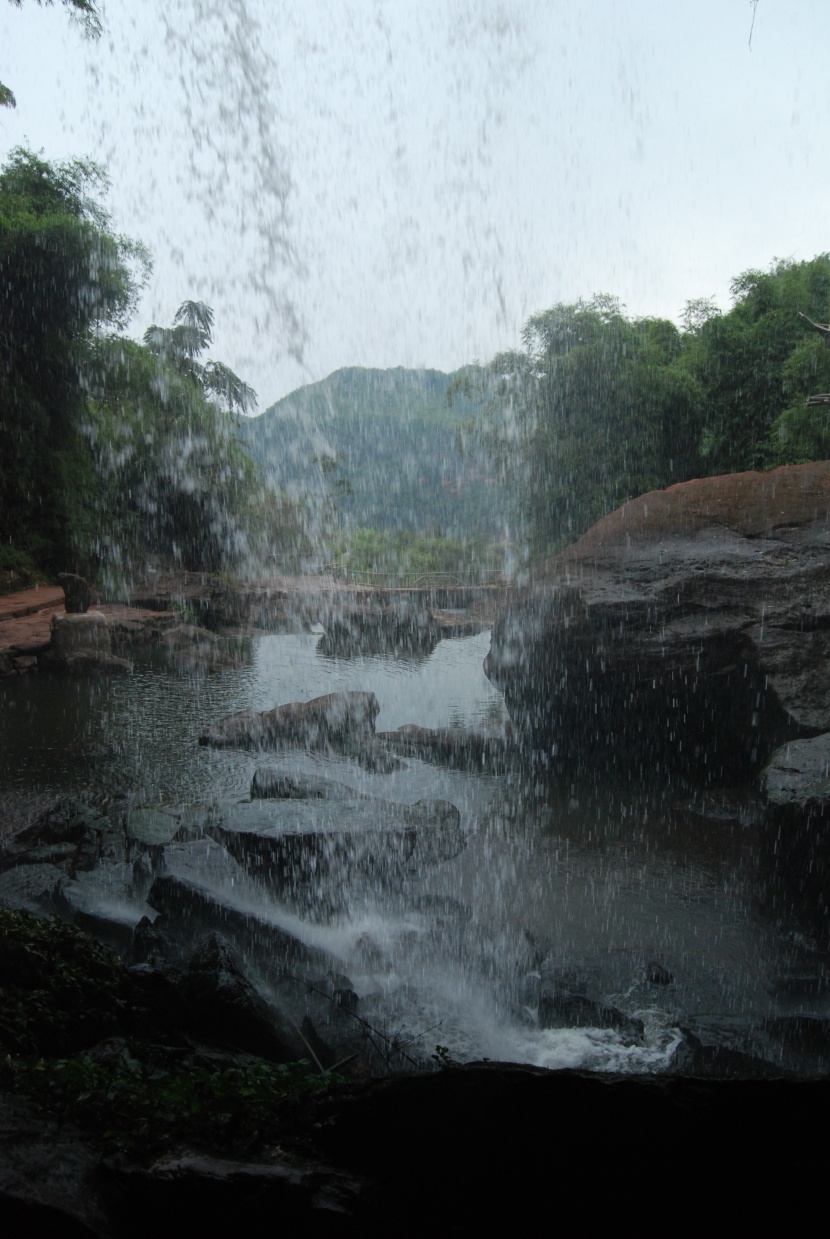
left=0, top=573, right=507, bottom=678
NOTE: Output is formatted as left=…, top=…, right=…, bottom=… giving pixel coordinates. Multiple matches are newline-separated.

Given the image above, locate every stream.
left=2, top=628, right=828, bottom=1074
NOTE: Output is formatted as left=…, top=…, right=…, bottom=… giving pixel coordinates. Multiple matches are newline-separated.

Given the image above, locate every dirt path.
left=0, top=587, right=65, bottom=669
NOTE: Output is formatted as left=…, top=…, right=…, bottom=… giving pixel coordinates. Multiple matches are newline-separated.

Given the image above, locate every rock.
left=671, top=1021, right=794, bottom=1078
left=12, top=654, right=37, bottom=672
left=251, top=769, right=363, bottom=801
left=310, top=1065, right=830, bottom=1229
left=760, top=1015, right=830, bottom=1073
left=130, top=913, right=172, bottom=964
left=353, top=744, right=406, bottom=774
left=56, top=571, right=96, bottom=613
left=316, top=603, right=439, bottom=659
left=54, top=864, right=156, bottom=951
left=146, top=839, right=347, bottom=978
left=125, top=807, right=182, bottom=849
left=0, top=799, right=118, bottom=875
left=42, top=612, right=132, bottom=674
left=4, top=1066, right=830, bottom=1233
left=50, top=610, right=110, bottom=654
left=125, top=958, right=191, bottom=1035
left=0, top=863, right=63, bottom=913
left=212, top=797, right=465, bottom=910
left=0, top=1095, right=112, bottom=1238
left=537, top=986, right=642, bottom=1039
left=486, top=461, right=830, bottom=782
left=160, top=623, right=243, bottom=674
left=378, top=724, right=515, bottom=772
left=183, top=933, right=301, bottom=1062
left=646, top=961, right=674, bottom=986
left=762, top=732, right=830, bottom=807
left=199, top=690, right=380, bottom=751
left=103, top=1149, right=368, bottom=1232
left=760, top=733, right=830, bottom=940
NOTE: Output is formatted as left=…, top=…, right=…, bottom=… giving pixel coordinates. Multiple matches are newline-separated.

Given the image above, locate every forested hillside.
left=4, top=138, right=830, bottom=586
left=240, top=366, right=507, bottom=541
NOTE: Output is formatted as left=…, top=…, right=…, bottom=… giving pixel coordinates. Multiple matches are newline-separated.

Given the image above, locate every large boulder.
left=212, top=797, right=465, bottom=912
left=315, top=600, right=439, bottom=660
left=251, top=769, right=365, bottom=800
left=56, top=571, right=96, bottom=613
left=486, top=462, right=830, bottom=783
left=760, top=732, right=830, bottom=940
left=42, top=612, right=132, bottom=675
left=183, top=933, right=301, bottom=1062
left=378, top=724, right=516, bottom=773
left=199, top=691, right=380, bottom=751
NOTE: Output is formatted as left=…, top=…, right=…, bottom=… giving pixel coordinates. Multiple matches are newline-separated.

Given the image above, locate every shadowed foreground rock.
left=2, top=1067, right=828, bottom=1235
left=487, top=461, right=830, bottom=783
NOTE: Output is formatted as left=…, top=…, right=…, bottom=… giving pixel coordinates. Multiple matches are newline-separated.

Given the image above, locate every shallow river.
left=1, top=629, right=827, bottom=1072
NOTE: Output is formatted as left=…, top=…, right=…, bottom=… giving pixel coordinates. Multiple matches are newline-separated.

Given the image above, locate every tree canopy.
left=471, top=255, right=830, bottom=560
left=0, top=147, right=267, bottom=583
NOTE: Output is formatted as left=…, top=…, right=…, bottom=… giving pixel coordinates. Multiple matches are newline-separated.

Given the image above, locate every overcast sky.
left=2, top=0, right=829, bottom=408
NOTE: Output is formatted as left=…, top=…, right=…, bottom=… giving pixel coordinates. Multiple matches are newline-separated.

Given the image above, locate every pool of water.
left=2, top=628, right=828, bottom=1073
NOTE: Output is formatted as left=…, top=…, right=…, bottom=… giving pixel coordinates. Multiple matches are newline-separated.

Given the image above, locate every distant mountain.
left=238, top=365, right=507, bottom=539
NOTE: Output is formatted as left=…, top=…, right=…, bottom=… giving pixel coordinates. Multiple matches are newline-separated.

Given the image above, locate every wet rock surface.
left=41, top=612, right=133, bottom=676
left=378, top=723, right=516, bottom=772
left=183, top=933, right=302, bottom=1062
left=315, top=601, right=439, bottom=659
left=487, top=461, right=830, bottom=782
left=199, top=690, right=381, bottom=751
left=251, top=769, right=367, bottom=800
left=213, top=797, right=466, bottom=911
left=57, top=572, right=96, bottom=614
left=760, top=733, right=830, bottom=942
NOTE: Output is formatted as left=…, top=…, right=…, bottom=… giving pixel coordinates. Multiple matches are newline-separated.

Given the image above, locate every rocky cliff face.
left=486, top=461, right=830, bottom=785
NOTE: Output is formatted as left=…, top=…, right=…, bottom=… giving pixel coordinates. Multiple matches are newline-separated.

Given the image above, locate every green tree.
left=0, top=147, right=148, bottom=571
left=86, top=302, right=262, bottom=575
left=0, top=147, right=266, bottom=581
left=473, top=296, right=702, bottom=557
left=681, top=255, right=830, bottom=471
